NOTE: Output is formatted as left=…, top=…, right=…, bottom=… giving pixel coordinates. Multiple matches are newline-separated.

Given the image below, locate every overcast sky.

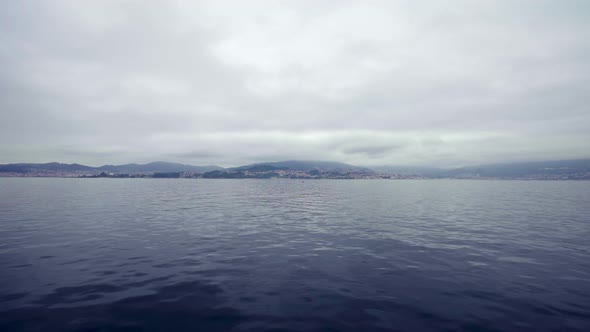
left=0, top=1, right=589, bottom=167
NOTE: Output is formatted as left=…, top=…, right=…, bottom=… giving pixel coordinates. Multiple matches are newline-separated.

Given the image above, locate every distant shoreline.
left=1, top=175, right=588, bottom=181
left=1, top=159, right=589, bottom=180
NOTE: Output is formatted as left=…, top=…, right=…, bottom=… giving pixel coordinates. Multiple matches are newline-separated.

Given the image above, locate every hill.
left=0, top=162, right=94, bottom=173
left=0, top=162, right=223, bottom=175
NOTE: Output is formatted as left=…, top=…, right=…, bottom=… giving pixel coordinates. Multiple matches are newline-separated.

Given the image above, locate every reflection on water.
left=1, top=178, right=590, bottom=331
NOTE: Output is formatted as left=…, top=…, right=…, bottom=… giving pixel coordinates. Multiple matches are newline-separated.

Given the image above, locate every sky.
left=0, top=0, right=589, bottom=167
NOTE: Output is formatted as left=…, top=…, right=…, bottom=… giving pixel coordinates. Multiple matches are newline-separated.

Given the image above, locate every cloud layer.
left=1, top=0, right=589, bottom=167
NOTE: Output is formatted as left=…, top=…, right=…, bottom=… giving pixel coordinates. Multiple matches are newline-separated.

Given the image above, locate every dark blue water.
left=1, top=178, right=589, bottom=331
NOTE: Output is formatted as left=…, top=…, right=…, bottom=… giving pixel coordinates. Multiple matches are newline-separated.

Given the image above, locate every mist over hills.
left=440, top=159, right=590, bottom=179
left=374, top=159, right=590, bottom=179
left=370, top=166, right=445, bottom=177
left=231, top=160, right=373, bottom=172
left=1, top=159, right=589, bottom=179
left=98, top=162, right=223, bottom=173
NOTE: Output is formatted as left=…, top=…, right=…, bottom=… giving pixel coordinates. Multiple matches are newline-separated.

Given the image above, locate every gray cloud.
left=0, top=1, right=589, bottom=167
left=342, top=145, right=402, bottom=157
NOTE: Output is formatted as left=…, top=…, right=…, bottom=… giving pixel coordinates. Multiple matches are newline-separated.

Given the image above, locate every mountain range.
left=1, top=159, right=590, bottom=179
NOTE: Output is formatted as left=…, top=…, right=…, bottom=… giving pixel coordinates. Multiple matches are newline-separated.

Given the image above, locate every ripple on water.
left=1, top=179, right=590, bottom=331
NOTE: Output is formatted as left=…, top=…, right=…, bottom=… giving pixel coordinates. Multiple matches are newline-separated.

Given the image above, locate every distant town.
left=78, top=169, right=398, bottom=180
left=1, top=159, right=590, bottom=180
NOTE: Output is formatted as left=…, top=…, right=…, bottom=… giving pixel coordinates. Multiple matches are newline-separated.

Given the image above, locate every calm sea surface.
left=1, top=178, right=589, bottom=331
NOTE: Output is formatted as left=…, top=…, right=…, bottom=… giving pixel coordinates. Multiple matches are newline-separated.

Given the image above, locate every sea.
left=1, top=178, right=589, bottom=331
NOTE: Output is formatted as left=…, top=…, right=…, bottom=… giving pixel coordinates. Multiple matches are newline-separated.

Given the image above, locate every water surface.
left=1, top=178, right=589, bottom=331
